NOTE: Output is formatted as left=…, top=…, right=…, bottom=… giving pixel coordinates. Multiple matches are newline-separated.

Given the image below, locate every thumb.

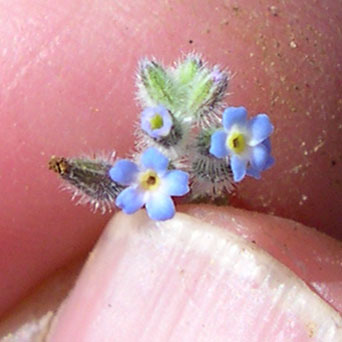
left=45, top=207, right=342, bottom=341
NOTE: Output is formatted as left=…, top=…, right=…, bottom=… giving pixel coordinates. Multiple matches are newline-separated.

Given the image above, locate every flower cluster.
left=49, top=53, right=275, bottom=221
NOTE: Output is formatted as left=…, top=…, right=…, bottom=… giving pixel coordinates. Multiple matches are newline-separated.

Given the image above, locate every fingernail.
left=47, top=211, right=342, bottom=341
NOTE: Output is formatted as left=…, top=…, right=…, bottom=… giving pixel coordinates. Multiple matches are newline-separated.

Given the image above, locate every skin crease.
left=0, top=0, right=341, bottom=321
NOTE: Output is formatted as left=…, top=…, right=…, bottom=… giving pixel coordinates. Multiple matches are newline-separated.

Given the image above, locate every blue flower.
left=141, top=105, right=173, bottom=139
left=209, top=106, right=274, bottom=182
left=109, top=147, right=189, bottom=221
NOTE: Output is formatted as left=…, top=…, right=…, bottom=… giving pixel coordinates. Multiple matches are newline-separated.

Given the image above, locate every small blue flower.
left=209, top=106, right=274, bottom=182
left=141, top=105, right=173, bottom=139
left=109, top=147, right=189, bottom=221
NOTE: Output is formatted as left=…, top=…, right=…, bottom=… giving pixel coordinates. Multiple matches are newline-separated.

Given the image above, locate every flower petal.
left=222, top=106, right=247, bottom=131
left=246, top=166, right=261, bottom=179
left=231, top=155, right=247, bottom=182
left=251, top=144, right=269, bottom=170
left=264, top=155, right=275, bottom=170
left=262, top=137, right=272, bottom=153
left=146, top=194, right=175, bottom=221
left=141, top=108, right=154, bottom=135
left=115, top=187, right=144, bottom=214
left=162, top=170, right=189, bottom=196
left=209, top=130, right=229, bottom=158
left=261, top=138, right=275, bottom=170
left=109, top=160, right=139, bottom=185
left=248, top=114, right=274, bottom=146
left=140, top=147, right=169, bottom=173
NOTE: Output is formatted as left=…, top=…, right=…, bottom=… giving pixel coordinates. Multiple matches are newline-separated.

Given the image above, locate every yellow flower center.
left=150, top=114, right=164, bottom=130
left=227, top=131, right=246, bottom=154
left=139, top=170, right=161, bottom=191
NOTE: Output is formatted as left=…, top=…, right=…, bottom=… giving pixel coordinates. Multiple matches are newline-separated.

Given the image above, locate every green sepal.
left=173, top=55, right=202, bottom=87
left=186, top=69, right=213, bottom=113
left=138, top=60, right=179, bottom=111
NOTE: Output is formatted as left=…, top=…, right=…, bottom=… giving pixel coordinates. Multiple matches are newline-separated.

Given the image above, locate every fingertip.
left=47, top=208, right=342, bottom=341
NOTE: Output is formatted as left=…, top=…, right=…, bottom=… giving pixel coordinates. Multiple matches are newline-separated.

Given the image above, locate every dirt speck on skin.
left=313, top=140, right=325, bottom=153
left=268, top=5, right=279, bottom=16
left=290, top=40, right=298, bottom=48
left=232, top=5, right=240, bottom=14
left=289, top=164, right=303, bottom=174
left=306, top=321, right=316, bottom=338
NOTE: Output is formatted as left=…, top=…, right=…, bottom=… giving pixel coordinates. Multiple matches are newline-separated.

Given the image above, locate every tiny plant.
left=49, top=53, right=274, bottom=221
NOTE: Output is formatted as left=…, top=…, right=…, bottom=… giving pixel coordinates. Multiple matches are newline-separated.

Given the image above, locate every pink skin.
left=0, top=0, right=341, bottom=330
left=182, top=206, right=342, bottom=313
left=48, top=210, right=342, bottom=341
